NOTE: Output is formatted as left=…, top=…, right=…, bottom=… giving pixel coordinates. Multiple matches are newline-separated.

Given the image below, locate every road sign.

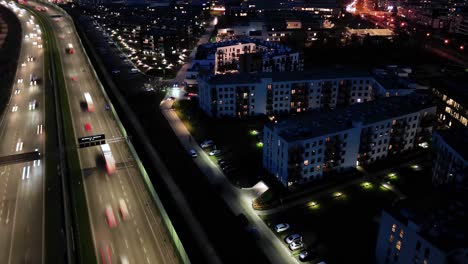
left=78, top=134, right=105, bottom=148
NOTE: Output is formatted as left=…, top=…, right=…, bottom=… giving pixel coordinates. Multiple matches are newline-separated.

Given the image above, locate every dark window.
left=416, top=241, right=421, bottom=251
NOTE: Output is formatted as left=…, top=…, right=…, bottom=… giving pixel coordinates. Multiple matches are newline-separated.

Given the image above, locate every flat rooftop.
left=203, top=69, right=372, bottom=85
left=267, top=95, right=434, bottom=142
left=346, top=28, right=395, bottom=37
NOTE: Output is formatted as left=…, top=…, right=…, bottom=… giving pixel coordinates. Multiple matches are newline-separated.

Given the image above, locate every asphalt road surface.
left=30, top=2, right=180, bottom=264
left=0, top=3, right=45, bottom=264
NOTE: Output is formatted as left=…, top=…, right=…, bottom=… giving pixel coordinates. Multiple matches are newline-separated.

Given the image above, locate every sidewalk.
left=160, top=99, right=301, bottom=264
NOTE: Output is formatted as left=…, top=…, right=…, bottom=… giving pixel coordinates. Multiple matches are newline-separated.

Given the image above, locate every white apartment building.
left=194, top=38, right=303, bottom=74
left=262, top=96, right=436, bottom=187
left=375, top=197, right=468, bottom=264
left=198, top=71, right=415, bottom=118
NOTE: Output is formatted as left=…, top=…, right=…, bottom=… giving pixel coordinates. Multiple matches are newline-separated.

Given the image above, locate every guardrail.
left=47, top=3, right=191, bottom=263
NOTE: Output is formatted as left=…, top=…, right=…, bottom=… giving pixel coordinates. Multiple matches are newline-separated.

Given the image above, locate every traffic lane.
left=79, top=146, right=154, bottom=264
left=44, top=5, right=179, bottom=262
left=9, top=160, right=43, bottom=264
left=0, top=7, right=45, bottom=264
left=0, top=164, right=19, bottom=262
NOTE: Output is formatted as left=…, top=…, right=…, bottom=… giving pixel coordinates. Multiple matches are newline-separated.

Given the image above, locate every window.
left=399, top=230, right=404, bottom=238
left=305, top=143, right=310, bottom=148
left=424, top=248, right=430, bottom=258
left=392, top=224, right=396, bottom=232
left=389, top=235, right=394, bottom=242
left=396, top=240, right=401, bottom=251
left=316, top=165, right=321, bottom=171
left=416, top=241, right=421, bottom=251
left=303, top=160, right=309, bottom=166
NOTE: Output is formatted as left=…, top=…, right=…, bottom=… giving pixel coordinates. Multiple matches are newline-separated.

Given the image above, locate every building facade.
left=375, top=197, right=468, bottom=264
left=262, top=96, right=436, bottom=187
left=198, top=71, right=416, bottom=118
left=195, top=38, right=303, bottom=74
left=432, top=130, right=468, bottom=187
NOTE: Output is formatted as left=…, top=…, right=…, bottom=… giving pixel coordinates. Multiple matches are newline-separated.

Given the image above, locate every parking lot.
left=261, top=179, right=399, bottom=263
left=174, top=98, right=269, bottom=187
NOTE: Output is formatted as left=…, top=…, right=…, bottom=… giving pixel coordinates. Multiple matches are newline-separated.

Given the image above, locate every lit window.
left=392, top=224, right=396, bottom=232
left=399, top=230, right=404, bottom=238
left=303, top=160, right=309, bottom=166
left=396, top=240, right=402, bottom=250
left=389, top=235, right=394, bottom=242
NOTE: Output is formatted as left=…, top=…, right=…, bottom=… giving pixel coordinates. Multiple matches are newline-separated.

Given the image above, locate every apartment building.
left=262, top=96, right=436, bottom=187
left=194, top=38, right=303, bottom=74
left=375, top=195, right=468, bottom=264
left=432, top=130, right=468, bottom=187
left=198, top=70, right=415, bottom=118
left=432, top=83, right=467, bottom=131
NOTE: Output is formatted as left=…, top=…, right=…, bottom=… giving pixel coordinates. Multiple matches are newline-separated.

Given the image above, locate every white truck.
left=101, top=144, right=116, bottom=174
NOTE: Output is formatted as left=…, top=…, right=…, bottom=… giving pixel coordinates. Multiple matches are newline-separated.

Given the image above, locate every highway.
left=0, top=2, right=45, bottom=264
left=29, top=2, right=180, bottom=264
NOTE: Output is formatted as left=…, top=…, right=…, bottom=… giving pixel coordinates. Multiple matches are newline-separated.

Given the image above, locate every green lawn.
left=262, top=179, right=399, bottom=264
left=174, top=99, right=268, bottom=187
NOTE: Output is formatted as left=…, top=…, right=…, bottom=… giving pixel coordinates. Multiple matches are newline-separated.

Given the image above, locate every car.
left=274, top=223, right=290, bottom=233
left=29, top=100, right=36, bottom=111
left=285, top=234, right=302, bottom=244
left=14, top=88, right=20, bottom=95
left=17, top=78, right=23, bottom=84
left=221, top=165, right=232, bottom=171
left=119, top=198, right=129, bottom=220
left=129, top=68, right=138, bottom=74
left=100, top=245, right=112, bottom=264
left=105, top=104, right=110, bottom=111
left=105, top=205, right=117, bottom=228
left=71, top=76, right=77, bottom=81
left=299, top=249, right=318, bottom=262
left=289, top=241, right=304, bottom=251
left=200, top=140, right=214, bottom=148
left=209, top=149, right=221, bottom=156
left=189, top=149, right=197, bottom=158
left=111, top=69, right=120, bottom=75
left=38, top=44, right=42, bottom=49
left=11, top=105, right=18, bottom=112
left=21, top=62, right=26, bottom=67
left=217, top=158, right=226, bottom=164
left=120, top=256, right=129, bottom=264
left=84, top=123, right=92, bottom=131
left=219, top=160, right=230, bottom=167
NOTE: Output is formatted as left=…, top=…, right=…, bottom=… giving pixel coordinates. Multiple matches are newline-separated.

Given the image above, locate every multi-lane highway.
left=0, top=3, right=45, bottom=264
left=29, top=2, right=180, bottom=264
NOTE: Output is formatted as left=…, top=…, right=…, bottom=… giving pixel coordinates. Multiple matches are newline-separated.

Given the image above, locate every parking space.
left=261, top=179, right=399, bottom=264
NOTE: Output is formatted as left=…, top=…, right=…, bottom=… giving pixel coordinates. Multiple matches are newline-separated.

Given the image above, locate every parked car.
left=285, top=234, right=302, bottom=244
left=217, top=158, right=225, bottom=164
left=289, top=241, right=304, bottom=251
left=274, top=223, right=290, bottom=233
left=299, top=249, right=318, bottom=262
left=200, top=140, right=214, bottom=148
left=189, top=149, right=197, bottom=158
left=209, top=149, right=221, bottom=156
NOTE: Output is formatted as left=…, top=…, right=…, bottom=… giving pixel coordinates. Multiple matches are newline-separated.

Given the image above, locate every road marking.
left=143, top=246, right=146, bottom=253
left=22, top=167, right=26, bottom=180
left=124, top=239, right=129, bottom=249
left=147, top=257, right=150, bottom=264
left=27, top=166, right=30, bottom=179
left=37, top=124, right=43, bottom=134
